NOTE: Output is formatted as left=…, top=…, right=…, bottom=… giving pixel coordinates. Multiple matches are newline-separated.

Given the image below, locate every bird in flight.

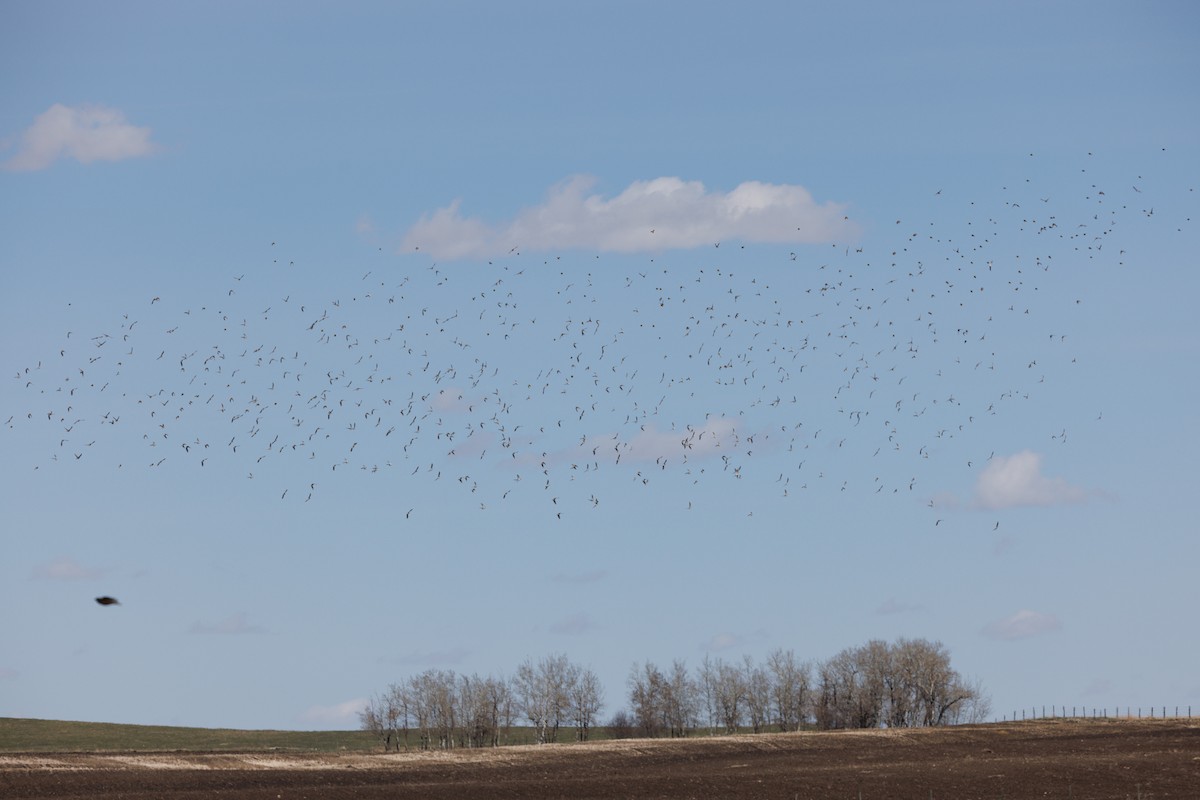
left=95, top=596, right=120, bottom=606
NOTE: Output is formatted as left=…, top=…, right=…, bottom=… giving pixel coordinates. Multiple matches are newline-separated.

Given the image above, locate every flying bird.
left=95, top=596, right=120, bottom=606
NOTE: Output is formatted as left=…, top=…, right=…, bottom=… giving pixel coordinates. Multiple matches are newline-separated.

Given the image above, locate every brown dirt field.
left=1, top=718, right=1196, bottom=799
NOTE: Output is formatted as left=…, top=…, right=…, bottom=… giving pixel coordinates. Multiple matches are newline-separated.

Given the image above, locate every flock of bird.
left=6, top=152, right=1192, bottom=533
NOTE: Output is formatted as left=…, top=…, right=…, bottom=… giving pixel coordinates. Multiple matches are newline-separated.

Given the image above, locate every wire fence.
left=1000, top=705, right=1192, bottom=722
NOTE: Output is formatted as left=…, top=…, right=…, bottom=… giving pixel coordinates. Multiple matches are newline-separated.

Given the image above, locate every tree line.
left=360, top=638, right=988, bottom=750
left=359, top=654, right=602, bottom=751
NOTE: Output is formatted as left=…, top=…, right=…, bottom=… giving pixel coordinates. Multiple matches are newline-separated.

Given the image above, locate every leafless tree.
left=364, top=639, right=982, bottom=748
left=605, top=708, right=636, bottom=739
left=484, top=674, right=516, bottom=746
left=713, top=658, right=747, bottom=733
left=567, top=664, right=604, bottom=741
left=515, top=654, right=572, bottom=743
left=743, top=655, right=772, bottom=733
left=358, top=692, right=392, bottom=751
left=628, top=660, right=666, bottom=737
left=697, top=655, right=720, bottom=734
left=766, top=648, right=811, bottom=732
left=817, top=638, right=981, bottom=730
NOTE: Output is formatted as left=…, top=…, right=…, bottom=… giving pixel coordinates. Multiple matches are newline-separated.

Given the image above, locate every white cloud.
left=402, top=175, right=856, bottom=259
left=982, top=609, right=1062, bottom=641
left=31, top=556, right=107, bottom=581
left=188, top=612, right=267, bottom=635
left=298, top=698, right=367, bottom=728
left=972, top=450, right=1088, bottom=510
left=3, top=103, right=160, bottom=172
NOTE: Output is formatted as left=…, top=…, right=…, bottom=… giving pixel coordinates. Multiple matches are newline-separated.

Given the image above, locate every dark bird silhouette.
left=95, top=596, right=120, bottom=606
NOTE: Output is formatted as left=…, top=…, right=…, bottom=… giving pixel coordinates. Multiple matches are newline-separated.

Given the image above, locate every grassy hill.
left=0, top=717, right=377, bottom=752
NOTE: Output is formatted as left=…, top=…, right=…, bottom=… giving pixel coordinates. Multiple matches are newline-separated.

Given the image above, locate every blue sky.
left=2, top=1, right=1198, bottom=730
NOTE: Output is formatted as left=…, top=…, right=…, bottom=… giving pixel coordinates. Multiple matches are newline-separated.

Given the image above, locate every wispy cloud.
left=298, top=698, right=367, bottom=727
left=402, top=175, right=856, bottom=259
left=31, top=556, right=107, bottom=581
left=982, top=609, right=1062, bottom=641
left=549, top=612, right=599, bottom=635
left=972, top=450, right=1088, bottom=510
left=188, top=612, right=267, bottom=635
left=3, top=104, right=160, bottom=172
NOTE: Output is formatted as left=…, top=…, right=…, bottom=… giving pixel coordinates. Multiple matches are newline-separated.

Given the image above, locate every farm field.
left=1, top=718, right=1196, bottom=799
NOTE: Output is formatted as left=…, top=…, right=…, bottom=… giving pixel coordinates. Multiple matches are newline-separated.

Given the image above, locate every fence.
left=1000, top=705, right=1192, bottom=722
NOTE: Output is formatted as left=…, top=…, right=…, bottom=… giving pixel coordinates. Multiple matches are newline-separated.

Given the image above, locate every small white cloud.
left=982, top=609, right=1062, bottom=641
left=298, top=698, right=367, bottom=728
left=188, top=612, right=266, bottom=635
left=972, top=450, right=1088, bottom=510
left=549, top=612, right=598, bottom=635
left=31, top=556, right=106, bottom=581
left=402, top=175, right=856, bottom=259
left=3, top=103, right=160, bottom=172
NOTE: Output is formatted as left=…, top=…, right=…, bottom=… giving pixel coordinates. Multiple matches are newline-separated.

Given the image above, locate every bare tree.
left=817, top=638, right=981, bottom=730
left=855, top=639, right=891, bottom=729
left=358, top=692, right=394, bottom=751
left=605, top=708, right=636, bottom=739
left=815, top=647, right=856, bottom=730
left=568, top=664, right=604, bottom=741
left=713, top=658, right=747, bottom=733
left=363, top=639, right=982, bottom=749
left=628, top=660, right=666, bottom=737
left=950, top=675, right=991, bottom=724
left=893, top=638, right=973, bottom=727
left=767, top=648, right=811, bottom=732
left=662, top=659, right=697, bottom=737
left=484, top=675, right=515, bottom=746
left=697, top=655, right=720, bottom=735
left=515, top=654, right=572, bottom=743
left=458, top=673, right=496, bottom=748
left=743, top=656, right=772, bottom=733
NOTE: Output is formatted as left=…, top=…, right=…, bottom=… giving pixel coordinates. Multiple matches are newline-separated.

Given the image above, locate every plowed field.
left=1, top=718, right=1196, bottom=799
